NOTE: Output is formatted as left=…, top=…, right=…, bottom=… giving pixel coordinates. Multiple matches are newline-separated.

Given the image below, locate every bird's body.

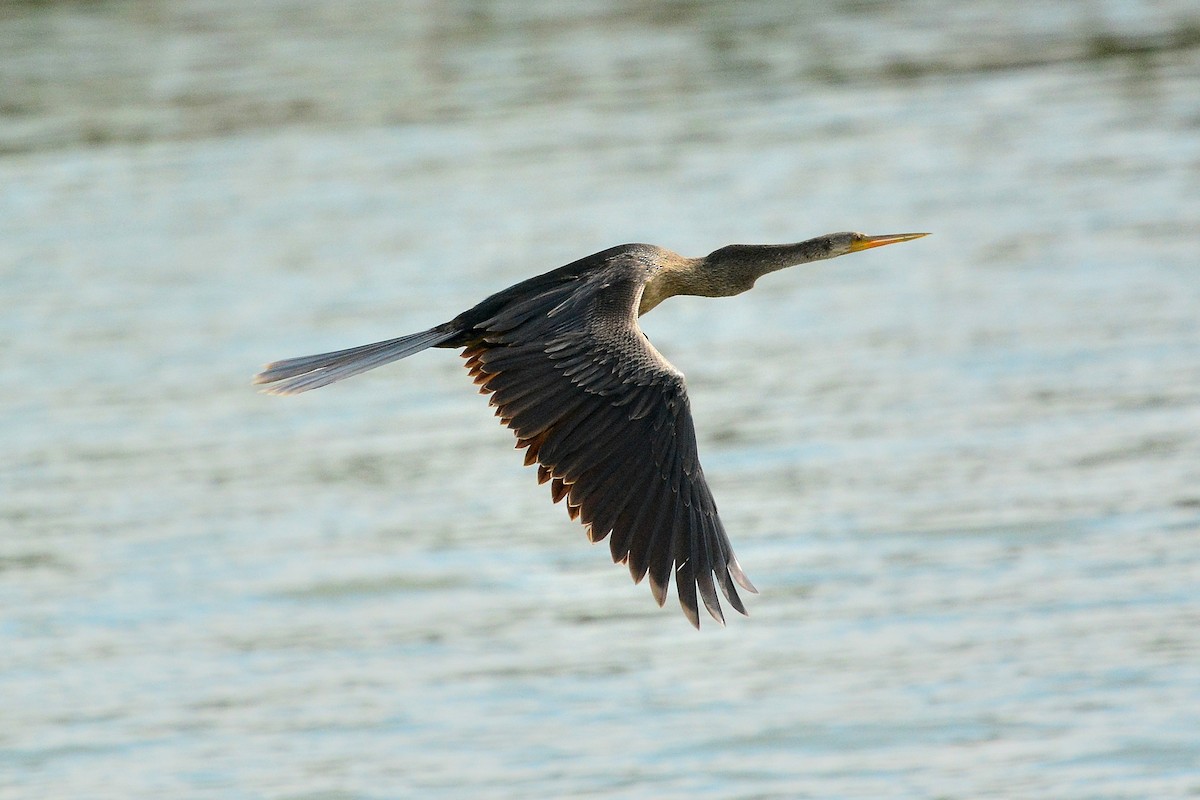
left=256, top=231, right=927, bottom=627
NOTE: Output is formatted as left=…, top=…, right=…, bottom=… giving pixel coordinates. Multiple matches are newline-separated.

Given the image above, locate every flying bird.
left=255, top=231, right=928, bottom=627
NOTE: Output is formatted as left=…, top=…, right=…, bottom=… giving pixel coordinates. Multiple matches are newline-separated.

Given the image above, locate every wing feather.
left=461, top=250, right=755, bottom=627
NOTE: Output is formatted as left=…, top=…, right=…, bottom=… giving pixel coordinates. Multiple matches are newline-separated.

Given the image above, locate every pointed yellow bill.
left=848, top=232, right=930, bottom=252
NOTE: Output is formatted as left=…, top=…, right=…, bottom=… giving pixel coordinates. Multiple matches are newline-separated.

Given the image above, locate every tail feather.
left=254, top=326, right=457, bottom=395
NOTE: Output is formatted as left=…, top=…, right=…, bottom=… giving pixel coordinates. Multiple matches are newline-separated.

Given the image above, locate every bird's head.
left=792, top=230, right=931, bottom=259
left=699, top=230, right=929, bottom=296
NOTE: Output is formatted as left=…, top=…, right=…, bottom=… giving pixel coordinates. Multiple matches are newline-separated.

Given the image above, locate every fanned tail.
left=253, top=325, right=457, bottom=395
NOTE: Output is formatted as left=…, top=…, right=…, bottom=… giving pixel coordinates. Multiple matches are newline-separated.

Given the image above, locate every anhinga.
left=255, top=231, right=929, bottom=627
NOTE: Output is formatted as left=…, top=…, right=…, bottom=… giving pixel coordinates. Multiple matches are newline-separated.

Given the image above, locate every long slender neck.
left=682, top=238, right=841, bottom=295
left=701, top=239, right=841, bottom=291
left=639, top=236, right=844, bottom=315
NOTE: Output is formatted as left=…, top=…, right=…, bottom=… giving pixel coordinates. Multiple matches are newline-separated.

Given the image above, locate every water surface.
left=2, top=2, right=1199, bottom=798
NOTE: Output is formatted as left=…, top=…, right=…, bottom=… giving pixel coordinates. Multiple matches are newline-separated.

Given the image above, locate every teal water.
left=2, top=2, right=1199, bottom=798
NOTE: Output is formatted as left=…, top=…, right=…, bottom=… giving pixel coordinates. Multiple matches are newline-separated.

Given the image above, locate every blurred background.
left=2, top=1, right=1199, bottom=798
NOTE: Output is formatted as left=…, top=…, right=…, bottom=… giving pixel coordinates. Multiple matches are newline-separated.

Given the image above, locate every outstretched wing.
left=459, top=253, right=756, bottom=627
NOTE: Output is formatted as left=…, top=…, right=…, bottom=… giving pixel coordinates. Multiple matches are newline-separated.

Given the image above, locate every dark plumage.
left=255, top=231, right=927, bottom=627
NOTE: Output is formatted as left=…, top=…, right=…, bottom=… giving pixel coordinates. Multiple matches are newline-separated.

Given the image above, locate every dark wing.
left=460, top=252, right=756, bottom=627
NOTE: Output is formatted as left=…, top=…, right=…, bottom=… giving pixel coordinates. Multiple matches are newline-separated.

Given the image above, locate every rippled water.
left=3, top=2, right=1199, bottom=798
